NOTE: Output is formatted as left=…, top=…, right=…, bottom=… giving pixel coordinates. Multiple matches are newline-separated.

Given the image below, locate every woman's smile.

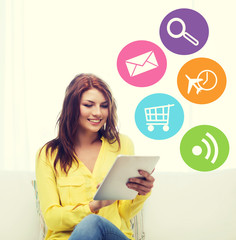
left=88, top=118, right=102, bottom=125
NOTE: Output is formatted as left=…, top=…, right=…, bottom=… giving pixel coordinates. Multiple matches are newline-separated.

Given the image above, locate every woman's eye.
left=101, top=104, right=108, bottom=108
left=83, top=104, right=92, bottom=107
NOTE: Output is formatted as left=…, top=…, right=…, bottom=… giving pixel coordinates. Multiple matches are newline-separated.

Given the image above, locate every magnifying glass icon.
left=167, top=17, right=199, bottom=46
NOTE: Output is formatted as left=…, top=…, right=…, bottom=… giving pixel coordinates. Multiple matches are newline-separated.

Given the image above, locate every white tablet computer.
left=93, top=155, right=159, bottom=200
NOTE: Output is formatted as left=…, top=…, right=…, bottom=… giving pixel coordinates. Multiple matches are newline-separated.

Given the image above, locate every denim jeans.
left=68, top=214, right=131, bottom=240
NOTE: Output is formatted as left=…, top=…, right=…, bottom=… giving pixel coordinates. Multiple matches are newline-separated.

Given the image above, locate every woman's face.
left=78, top=88, right=109, bottom=134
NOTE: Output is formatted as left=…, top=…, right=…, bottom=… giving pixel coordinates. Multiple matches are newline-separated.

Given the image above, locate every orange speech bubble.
left=177, top=58, right=226, bottom=104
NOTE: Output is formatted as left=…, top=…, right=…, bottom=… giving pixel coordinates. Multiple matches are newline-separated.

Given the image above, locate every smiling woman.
left=40, top=74, right=120, bottom=175
left=35, top=73, right=155, bottom=240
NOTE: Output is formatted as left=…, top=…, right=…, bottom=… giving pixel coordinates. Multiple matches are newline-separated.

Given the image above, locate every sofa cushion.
left=0, top=171, right=39, bottom=240
left=143, top=169, right=236, bottom=240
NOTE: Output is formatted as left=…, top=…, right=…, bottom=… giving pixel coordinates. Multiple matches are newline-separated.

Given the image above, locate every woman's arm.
left=118, top=170, right=154, bottom=220
left=118, top=192, right=151, bottom=220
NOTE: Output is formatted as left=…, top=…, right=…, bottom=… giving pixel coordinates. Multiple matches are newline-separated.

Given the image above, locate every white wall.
left=2, top=0, right=235, bottom=171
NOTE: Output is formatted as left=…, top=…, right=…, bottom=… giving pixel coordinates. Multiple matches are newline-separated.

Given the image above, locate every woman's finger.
left=126, top=182, right=151, bottom=195
left=128, top=177, right=153, bottom=189
left=138, top=170, right=155, bottom=183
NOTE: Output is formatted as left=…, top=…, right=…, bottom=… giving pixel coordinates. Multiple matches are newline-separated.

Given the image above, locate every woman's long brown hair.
left=41, top=73, right=120, bottom=174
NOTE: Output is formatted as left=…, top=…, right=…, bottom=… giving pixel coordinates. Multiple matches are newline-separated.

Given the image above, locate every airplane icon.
left=185, top=74, right=204, bottom=94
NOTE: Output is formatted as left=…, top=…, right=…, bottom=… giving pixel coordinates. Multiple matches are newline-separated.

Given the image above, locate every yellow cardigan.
left=36, top=134, right=150, bottom=240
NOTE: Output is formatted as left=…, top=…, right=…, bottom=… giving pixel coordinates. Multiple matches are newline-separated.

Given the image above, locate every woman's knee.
left=80, top=214, right=103, bottom=225
left=70, top=215, right=103, bottom=240
left=74, top=214, right=103, bottom=232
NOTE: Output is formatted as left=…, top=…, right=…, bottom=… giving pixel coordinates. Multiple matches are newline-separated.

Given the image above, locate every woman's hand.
left=126, top=170, right=155, bottom=196
left=89, top=184, right=116, bottom=213
left=89, top=199, right=116, bottom=213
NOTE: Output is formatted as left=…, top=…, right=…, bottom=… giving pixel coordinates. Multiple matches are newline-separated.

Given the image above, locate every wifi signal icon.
left=180, top=125, right=229, bottom=172
left=192, top=132, right=218, bottom=164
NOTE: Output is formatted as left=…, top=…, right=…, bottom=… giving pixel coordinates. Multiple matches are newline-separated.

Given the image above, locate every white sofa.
left=0, top=171, right=40, bottom=240
left=1, top=169, right=236, bottom=240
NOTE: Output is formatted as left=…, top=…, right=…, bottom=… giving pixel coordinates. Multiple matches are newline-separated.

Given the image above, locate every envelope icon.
left=126, top=51, right=159, bottom=77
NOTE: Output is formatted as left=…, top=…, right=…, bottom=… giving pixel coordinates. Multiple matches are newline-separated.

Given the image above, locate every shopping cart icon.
left=144, top=104, right=175, bottom=132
